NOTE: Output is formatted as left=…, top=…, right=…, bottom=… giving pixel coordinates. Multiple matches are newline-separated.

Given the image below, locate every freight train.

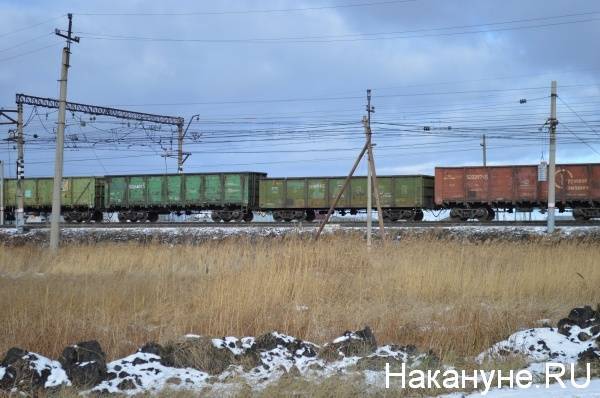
left=1, top=163, right=599, bottom=223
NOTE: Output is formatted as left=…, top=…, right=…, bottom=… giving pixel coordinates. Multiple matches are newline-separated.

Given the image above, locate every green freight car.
left=259, top=175, right=434, bottom=221
left=104, top=172, right=266, bottom=222
left=3, top=177, right=104, bottom=222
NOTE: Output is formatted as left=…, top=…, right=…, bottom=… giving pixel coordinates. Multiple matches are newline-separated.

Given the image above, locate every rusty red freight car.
left=435, top=163, right=600, bottom=221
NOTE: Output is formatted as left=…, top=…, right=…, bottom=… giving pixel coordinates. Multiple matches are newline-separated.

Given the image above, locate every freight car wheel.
left=476, top=207, right=494, bottom=222
left=118, top=212, right=128, bottom=223
left=305, top=210, right=315, bottom=222
left=412, top=209, right=424, bottom=221
left=147, top=212, right=159, bottom=222
left=220, top=212, right=233, bottom=222
left=232, top=210, right=244, bottom=222
left=211, top=212, right=222, bottom=222
left=72, top=212, right=84, bottom=223
left=91, top=211, right=103, bottom=223
left=63, top=212, right=73, bottom=223
left=243, top=211, right=254, bottom=222
left=573, top=209, right=591, bottom=221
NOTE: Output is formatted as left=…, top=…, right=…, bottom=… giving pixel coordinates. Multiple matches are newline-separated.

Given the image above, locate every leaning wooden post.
left=314, top=141, right=369, bottom=241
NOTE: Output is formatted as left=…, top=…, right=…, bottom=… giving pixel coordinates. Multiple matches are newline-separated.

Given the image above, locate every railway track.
left=0, top=220, right=598, bottom=229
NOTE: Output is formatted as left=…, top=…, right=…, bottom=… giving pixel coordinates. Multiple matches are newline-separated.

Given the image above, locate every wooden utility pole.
left=364, top=89, right=385, bottom=245
left=50, top=13, right=79, bottom=251
left=547, top=81, right=558, bottom=233
left=315, top=89, right=385, bottom=244
left=366, top=116, right=372, bottom=247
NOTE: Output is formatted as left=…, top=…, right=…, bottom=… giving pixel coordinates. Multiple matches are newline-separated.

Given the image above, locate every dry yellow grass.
left=0, top=236, right=598, bottom=361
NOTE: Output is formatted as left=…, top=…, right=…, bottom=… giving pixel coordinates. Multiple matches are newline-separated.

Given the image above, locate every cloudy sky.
left=0, top=0, right=599, bottom=178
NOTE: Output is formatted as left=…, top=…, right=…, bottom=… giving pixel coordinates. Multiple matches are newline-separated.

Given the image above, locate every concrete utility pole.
left=481, top=134, right=487, bottom=166
left=0, top=110, right=18, bottom=228
left=0, top=160, right=4, bottom=226
left=50, top=13, right=79, bottom=251
left=547, top=80, right=558, bottom=233
left=177, top=123, right=184, bottom=174
left=16, top=103, right=25, bottom=231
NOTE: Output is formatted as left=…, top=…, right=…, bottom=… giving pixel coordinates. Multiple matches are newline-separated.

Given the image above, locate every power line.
left=558, top=96, right=600, bottom=139
left=0, top=33, right=53, bottom=53
left=0, top=15, right=64, bottom=39
left=75, top=0, right=417, bottom=16
left=102, top=84, right=591, bottom=107
left=0, top=43, right=60, bottom=63
left=77, top=12, right=600, bottom=44
left=560, top=124, right=600, bottom=156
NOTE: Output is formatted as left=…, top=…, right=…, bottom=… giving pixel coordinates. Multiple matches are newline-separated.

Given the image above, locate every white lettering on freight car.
left=466, top=174, right=488, bottom=180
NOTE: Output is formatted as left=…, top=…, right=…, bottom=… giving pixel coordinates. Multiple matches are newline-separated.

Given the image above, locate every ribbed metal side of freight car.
left=104, top=172, right=266, bottom=222
left=259, top=175, right=434, bottom=221
left=435, top=163, right=600, bottom=221
left=2, top=177, right=104, bottom=222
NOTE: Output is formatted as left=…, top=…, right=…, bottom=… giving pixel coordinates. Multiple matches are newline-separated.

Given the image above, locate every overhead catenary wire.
left=75, top=0, right=418, bottom=16
left=77, top=12, right=600, bottom=44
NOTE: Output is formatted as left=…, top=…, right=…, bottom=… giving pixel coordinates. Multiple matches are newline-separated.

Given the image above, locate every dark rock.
left=132, top=357, right=147, bottom=366
left=578, top=348, right=600, bottom=363
left=567, top=306, right=600, bottom=328
left=139, top=342, right=164, bottom=357
left=579, top=332, right=592, bottom=342
left=251, top=332, right=317, bottom=364
left=253, top=333, right=287, bottom=351
left=0, top=351, right=60, bottom=393
left=319, top=326, right=378, bottom=361
left=557, top=318, right=575, bottom=336
left=117, top=378, right=136, bottom=390
left=165, top=377, right=181, bottom=385
left=161, top=337, right=236, bottom=375
left=0, top=347, right=28, bottom=367
left=59, top=340, right=107, bottom=388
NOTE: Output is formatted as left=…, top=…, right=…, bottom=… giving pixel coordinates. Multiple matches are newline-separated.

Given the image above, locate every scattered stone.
left=139, top=342, right=164, bottom=357
left=0, top=328, right=435, bottom=395
left=579, top=332, right=592, bottom=342
left=481, top=305, right=600, bottom=367
left=161, top=336, right=236, bottom=375
left=0, top=347, right=28, bottom=367
left=319, top=326, right=377, bottom=361
left=578, top=348, right=600, bottom=363
left=0, top=349, right=70, bottom=393
left=568, top=306, right=600, bottom=327
left=59, top=340, right=107, bottom=388
left=557, top=318, right=576, bottom=336
left=117, top=378, right=136, bottom=390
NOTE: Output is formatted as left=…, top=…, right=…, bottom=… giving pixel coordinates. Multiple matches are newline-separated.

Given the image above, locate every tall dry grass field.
left=0, top=237, right=598, bottom=361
